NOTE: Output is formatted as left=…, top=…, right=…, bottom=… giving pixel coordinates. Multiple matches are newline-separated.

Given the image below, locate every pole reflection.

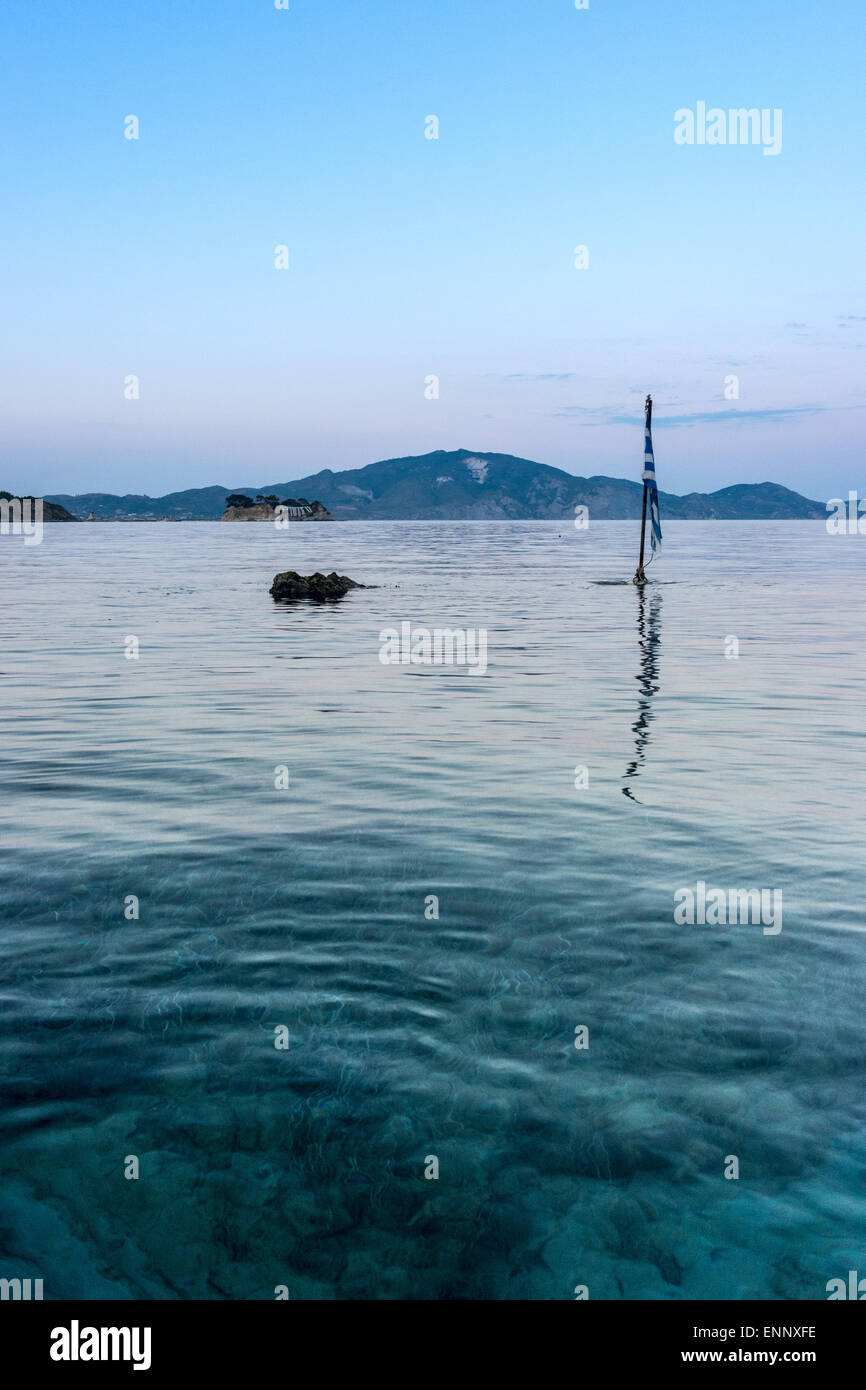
left=622, top=586, right=662, bottom=802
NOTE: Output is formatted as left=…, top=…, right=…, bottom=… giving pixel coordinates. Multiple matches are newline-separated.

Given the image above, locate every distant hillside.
left=46, top=450, right=826, bottom=521
left=1, top=490, right=78, bottom=521
left=42, top=486, right=231, bottom=521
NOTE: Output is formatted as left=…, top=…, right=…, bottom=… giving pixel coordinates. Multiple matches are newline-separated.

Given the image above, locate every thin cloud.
left=657, top=407, right=827, bottom=427
left=499, top=372, right=577, bottom=382
left=552, top=405, right=829, bottom=426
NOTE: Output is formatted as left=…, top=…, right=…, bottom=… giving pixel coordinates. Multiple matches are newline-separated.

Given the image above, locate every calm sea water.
left=1, top=519, right=865, bottom=1300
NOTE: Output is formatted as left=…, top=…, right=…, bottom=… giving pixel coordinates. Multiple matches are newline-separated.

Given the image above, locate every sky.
left=0, top=0, right=863, bottom=500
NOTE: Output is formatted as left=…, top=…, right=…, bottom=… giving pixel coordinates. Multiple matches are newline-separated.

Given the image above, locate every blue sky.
left=1, top=0, right=863, bottom=498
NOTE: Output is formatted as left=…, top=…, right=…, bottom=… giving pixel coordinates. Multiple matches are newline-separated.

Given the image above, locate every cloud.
left=552, top=405, right=829, bottom=426
left=657, top=407, right=827, bottom=427
left=499, top=372, right=577, bottom=382
left=549, top=405, right=619, bottom=423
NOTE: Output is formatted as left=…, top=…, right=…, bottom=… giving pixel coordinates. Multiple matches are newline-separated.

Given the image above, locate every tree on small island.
left=225, top=493, right=254, bottom=508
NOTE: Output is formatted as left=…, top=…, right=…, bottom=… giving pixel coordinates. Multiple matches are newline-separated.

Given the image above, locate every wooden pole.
left=635, top=394, right=652, bottom=582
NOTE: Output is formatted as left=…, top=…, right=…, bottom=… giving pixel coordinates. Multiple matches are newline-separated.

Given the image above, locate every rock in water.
left=269, top=570, right=365, bottom=602
left=222, top=497, right=333, bottom=521
left=223, top=503, right=279, bottom=521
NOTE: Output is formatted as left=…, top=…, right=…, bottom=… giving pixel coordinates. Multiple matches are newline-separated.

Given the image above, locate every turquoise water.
left=1, top=519, right=865, bottom=1300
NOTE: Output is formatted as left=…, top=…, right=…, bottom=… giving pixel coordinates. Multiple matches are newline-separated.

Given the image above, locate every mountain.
left=42, top=499, right=80, bottom=521
left=41, top=486, right=232, bottom=521
left=45, top=449, right=826, bottom=521
left=1, top=490, right=78, bottom=521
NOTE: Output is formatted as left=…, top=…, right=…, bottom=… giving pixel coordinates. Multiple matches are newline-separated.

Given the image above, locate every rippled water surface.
left=1, top=519, right=865, bottom=1299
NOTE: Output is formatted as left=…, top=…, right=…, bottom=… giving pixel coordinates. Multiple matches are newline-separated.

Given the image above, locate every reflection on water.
left=1, top=520, right=866, bottom=1300
left=623, top=588, right=662, bottom=802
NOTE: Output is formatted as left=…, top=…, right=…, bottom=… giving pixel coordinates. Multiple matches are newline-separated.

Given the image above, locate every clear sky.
left=1, top=0, right=863, bottom=499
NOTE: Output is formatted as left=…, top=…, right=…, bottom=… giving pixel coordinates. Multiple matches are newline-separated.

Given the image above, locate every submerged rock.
left=269, top=570, right=366, bottom=602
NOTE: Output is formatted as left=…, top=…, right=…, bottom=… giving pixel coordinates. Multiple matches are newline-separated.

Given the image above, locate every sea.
left=1, top=518, right=864, bottom=1300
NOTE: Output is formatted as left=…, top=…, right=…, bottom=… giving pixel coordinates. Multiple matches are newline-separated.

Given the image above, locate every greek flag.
left=643, top=418, right=662, bottom=553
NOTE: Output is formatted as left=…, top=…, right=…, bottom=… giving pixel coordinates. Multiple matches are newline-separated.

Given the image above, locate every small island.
left=222, top=493, right=333, bottom=521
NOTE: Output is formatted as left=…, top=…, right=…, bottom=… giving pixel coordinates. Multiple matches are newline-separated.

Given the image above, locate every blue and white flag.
left=643, top=415, right=662, bottom=553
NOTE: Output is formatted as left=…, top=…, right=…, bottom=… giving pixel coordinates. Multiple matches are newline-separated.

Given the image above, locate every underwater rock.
left=269, top=570, right=366, bottom=602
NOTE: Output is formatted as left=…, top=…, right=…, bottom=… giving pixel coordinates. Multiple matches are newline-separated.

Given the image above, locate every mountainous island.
left=41, top=449, right=825, bottom=521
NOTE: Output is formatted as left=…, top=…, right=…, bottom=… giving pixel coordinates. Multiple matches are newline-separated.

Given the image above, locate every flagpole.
left=635, top=393, right=651, bottom=584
